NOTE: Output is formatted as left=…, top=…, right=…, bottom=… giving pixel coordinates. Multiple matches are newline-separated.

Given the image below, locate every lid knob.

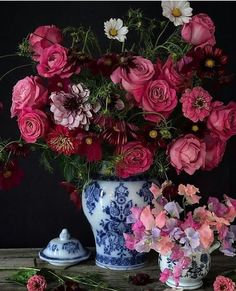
left=59, top=228, right=71, bottom=241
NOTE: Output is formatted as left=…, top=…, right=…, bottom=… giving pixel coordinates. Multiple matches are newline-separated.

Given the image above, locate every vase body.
left=82, top=176, right=152, bottom=270
left=159, top=252, right=211, bottom=290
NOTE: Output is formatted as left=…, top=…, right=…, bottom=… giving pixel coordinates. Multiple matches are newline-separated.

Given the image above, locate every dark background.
left=0, top=1, right=236, bottom=248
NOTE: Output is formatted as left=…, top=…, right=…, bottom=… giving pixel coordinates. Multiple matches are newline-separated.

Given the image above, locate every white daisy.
left=161, top=0, right=193, bottom=26
left=104, top=18, right=128, bottom=42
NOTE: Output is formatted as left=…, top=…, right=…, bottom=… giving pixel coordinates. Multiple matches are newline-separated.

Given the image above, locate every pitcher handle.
left=209, top=241, right=220, bottom=254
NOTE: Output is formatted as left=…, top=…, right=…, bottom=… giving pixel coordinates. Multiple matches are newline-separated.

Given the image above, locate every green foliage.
left=17, top=37, right=32, bottom=58
left=40, top=150, right=54, bottom=174
left=7, top=269, right=37, bottom=286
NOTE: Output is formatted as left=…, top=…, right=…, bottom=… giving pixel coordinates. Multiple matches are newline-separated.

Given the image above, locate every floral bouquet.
left=0, top=0, right=235, bottom=205
left=124, top=180, right=236, bottom=287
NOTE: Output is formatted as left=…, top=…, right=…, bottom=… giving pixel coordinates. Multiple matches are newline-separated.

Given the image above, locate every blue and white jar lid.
left=39, top=228, right=90, bottom=266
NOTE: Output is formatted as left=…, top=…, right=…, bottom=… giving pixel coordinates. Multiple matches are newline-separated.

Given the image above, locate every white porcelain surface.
left=39, top=228, right=90, bottom=266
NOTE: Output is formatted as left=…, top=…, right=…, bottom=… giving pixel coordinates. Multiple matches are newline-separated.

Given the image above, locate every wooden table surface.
left=0, top=249, right=235, bottom=291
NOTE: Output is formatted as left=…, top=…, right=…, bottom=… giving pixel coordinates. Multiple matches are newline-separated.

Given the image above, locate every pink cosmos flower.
left=178, top=184, right=201, bottom=205
left=27, top=274, right=47, bottom=291
left=180, top=87, right=212, bottom=122
left=213, top=275, right=236, bottom=291
left=168, top=134, right=206, bottom=175
left=11, top=76, right=48, bottom=118
left=29, top=25, right=63, bottom=61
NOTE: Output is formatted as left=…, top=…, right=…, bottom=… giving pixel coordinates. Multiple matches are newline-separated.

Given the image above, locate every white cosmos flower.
left=161, top=0, right=193, bottom=26
left=104, top=18, right=128, bottom=42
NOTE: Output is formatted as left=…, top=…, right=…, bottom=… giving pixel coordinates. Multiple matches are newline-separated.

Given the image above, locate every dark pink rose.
left=29, top=25, right=63, bottom=61
left=27, top=274, right=47, bottom=291
left=37, top=44, right=80, bottom=78
left=11, top=76, right=48, bottom=118
left=155, top=57, right=186, bottom=92
left=207, top=101, right=236, bottom=141
left=141, top=79, right=177, bottom=123
left=18, top=108, right=48, bottom=143
left=168, top=134, right=206, bottom=175
left=202, top=134, right=226, bottom=171
left=111, top=56, right=155, bottom=103
left=180, top=87, right=212, bottom=122
left=116, top=142, right=153, bottom=178
left=181, top=14, right=216, bottom=48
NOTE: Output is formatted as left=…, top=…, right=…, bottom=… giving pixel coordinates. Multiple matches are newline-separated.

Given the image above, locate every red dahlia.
left=0, top=161, right=24, bottom=191
left=46, top=125, right=79, bottom=155
left=76, top=132, right=102, bottom=162
left=6, top=142, right=29, bottom=158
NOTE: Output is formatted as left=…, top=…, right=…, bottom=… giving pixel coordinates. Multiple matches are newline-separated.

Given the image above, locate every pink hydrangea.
left=213, top=275, right=236, bottom=291
left=180, top=87, right=212, bottom=122
left=27, top=274, right=47, bottom=291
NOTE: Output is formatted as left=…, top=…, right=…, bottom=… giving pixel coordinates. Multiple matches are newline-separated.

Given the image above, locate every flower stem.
left=121, top=41, right=125, bottom=53
left=82, top=29, right=90, bottom=53
left=155, top=21, right=170, bottom=47
left=0, top=64, right=33, bottom=81
left=0, top=54, right=18, bottom=59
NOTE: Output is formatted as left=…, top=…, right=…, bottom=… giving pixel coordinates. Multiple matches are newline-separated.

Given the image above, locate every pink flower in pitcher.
left=140, top=205, right=155, bottom=231
left=180, top=87, right=212, bottom=122
left=160, top=268, right=172, bottom=283
left=181, top=14, right=216, bottom=48
left=29, top=25, right=63, bottom=60
left=198, top=223, right=214, bottom=249
left=168, top=134, right=206, bottom=175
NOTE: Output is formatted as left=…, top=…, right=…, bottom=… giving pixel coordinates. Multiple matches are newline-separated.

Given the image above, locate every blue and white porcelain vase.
left=158, top=242, right=220, bottom=290
left=82, top=175, right=152, bottom=270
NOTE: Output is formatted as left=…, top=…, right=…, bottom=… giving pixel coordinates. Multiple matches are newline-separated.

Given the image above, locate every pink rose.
left=37, top=44, right=80, bottom=78
left=181, top=13, right=216, bottom=48
left=18, top=108, right=48, bottom=143
left=168, top=134, right=206, bottom=175
left=202, top=134, right=226, bottom=171
left=116, top=142, right=153, bottom=178
left=180, top=87, right=212, bottom=122
left=29, top=25, right=63, bottom=61
left=213, top=275, right=236, bottom=291
left=155, top=57, right=186, bottom=92
left=111, top=56, right=155, bottom=103
left=207, top=101, right=236, bottom=141
left=141, top=79, right=177, bottom=123
left=11, top=76, right=48, bottom=118
left=27, top=274, right=47, bottom=291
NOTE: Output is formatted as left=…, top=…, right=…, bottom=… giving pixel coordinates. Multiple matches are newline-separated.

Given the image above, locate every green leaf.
left=40, top=151, right=53, bottom=173
left=63, top=162, right=76, bottom=182
left=7, top=269, right=37, bottom=286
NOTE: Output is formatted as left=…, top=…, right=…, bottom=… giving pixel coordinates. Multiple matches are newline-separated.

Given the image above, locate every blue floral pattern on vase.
left=62, top=242, right=80, bottom=254
left=137, top=182, right=153, bottom=203
left=82, top=178, right=152, bottom=270
left=84, top=181, right=104, bottom=215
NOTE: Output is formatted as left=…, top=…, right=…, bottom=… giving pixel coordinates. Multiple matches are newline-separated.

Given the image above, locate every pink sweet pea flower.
left=157, top=236, right=175, bottom=255
left=198, top=223, right=214, bottom=249
left=123, top=233, right=136, bottom=250
left=140, top=205, right=155, bottom=231
left=149, top=183, right=162, bottom=199
left=155, top=210, right=167, bottom=229
left=160, top=268, right=172, bottom=283
left=178, top=184, right=201, bottom=205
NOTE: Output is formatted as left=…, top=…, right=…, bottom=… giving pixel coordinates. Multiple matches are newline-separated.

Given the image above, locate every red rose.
left=37, top=44, right=80, bottom=78
left=168, top=134, right=206, bottom=175
left=202, top=134, right=226, bottom=171
left=141, top=79, right=177, bottom=123
left=116, top=142, right=153, bottom=178
left=181, top=14, right=216, bottom=48
left=207, top=101, right=236, bottom=141
left=18, top=108, right=48, bottom=143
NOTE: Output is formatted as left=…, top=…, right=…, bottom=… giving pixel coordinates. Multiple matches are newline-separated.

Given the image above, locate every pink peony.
left=116, top=142, right=153, bottom=178
left=37, top=44, right=80, bottom=78
left=168, top=134, right=206, bottom=175
left=207, top=101, right=236, bottom=141
left=111, top=56, right=155, bottom=103
left=181, top=13, right=216, bottom=48
left=29, top=25, right=63, bottom=61
left=180, top=87, right=212, bottom=122
left=213, top=275, right=236, bottom=291
left=18, top=108, right=48, bottom=143
left=27, top=274, right=47, bottom=291
left=140, top=79, right=178, bottom=123
left=11, top=76, right=48, bottom=118
left=202, top=134, right=226, bottom=171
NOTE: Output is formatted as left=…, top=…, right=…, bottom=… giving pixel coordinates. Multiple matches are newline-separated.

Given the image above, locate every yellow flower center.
left=85, top=137, right=93, bottom=145
left=172, top=7, right=182, bottom=17
left=109, top=28, right=118, bottom=37
left=205, top=59, right=215, bottom=68
left=149, top=130, right=158, bottom=139
left=192, top=125, right=199, bottom=132
left=3, top=170, right=12, bottom=178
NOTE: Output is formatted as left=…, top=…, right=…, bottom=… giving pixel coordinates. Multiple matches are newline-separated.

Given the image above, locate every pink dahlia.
left=50, top=83, right=100, bottom=130
left=27, top=274, right=47, bottom=291
left=180, top=87, right=212, bottom=122
left=213, top=275, right=236, bottom=291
